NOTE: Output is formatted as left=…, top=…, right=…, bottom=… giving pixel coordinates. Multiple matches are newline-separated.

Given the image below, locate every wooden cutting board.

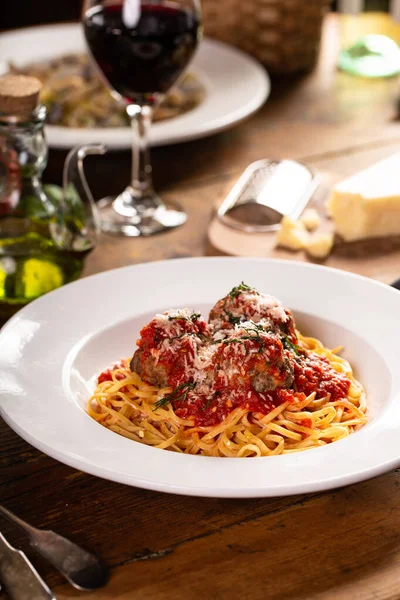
left=207, top=170, right=335, bottom=258
left=207, top=168, right=400, bottom=262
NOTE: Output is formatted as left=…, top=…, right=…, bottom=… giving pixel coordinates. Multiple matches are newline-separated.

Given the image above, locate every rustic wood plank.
left=51, top=469, right=400, bottom=600
left=3, top=137, right=398, bottom=594
left=0, top=420, right=326, bottom=589
left=2, top=13, right=400, bottom=600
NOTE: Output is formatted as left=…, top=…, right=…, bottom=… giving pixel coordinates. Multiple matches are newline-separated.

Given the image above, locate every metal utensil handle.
left=391, top=278, right=400, bottom=290
left=0, top=505, right=107, bottom=591
left=0, top=505, right=37, bottom=537
left=0, top=532, right=55, bottom=600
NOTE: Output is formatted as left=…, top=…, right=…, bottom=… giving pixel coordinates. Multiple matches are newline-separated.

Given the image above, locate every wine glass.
left=82, top=0, right=202, bottom=236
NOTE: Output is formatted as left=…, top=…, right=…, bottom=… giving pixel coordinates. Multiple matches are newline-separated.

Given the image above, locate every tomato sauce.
left=138, top=317, right=209, bottom=348
left=293, top=353, right=350, bottom=401
left=175, top=387, right=308, bottom=428
left=98, top=368, right=125, bottom=383
left=100, top=344, right=351, bottom=428
left=106, top=303, right=351, bottom=428
left=171, top=347, right=350, bottom=427
left=98, top=365, right=132, bottom=397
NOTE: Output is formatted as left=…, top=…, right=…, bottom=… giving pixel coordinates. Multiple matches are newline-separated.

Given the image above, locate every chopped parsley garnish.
left=153, top=382, right=196, bottom=410
left=279, top=316, right=296, bottom=337
left=168, top=312, right=201, bottom=323
left=202, top=392, right=219, bottom=411
left=168, top=331, right=211, bottom=343
left=282, top=336, right=305, bottom=357
left=171, top=333, right=186, bottom=341
left=154, top=330, right=162, bottom=344
left=250, top=323, right=265, bottom=332
left=229, top=282, right=255, bottom=298
left=225, top=310, right=242, bottom=325
left=198, top=333, right=212, bottom=343
left=221, top=325, right=266, bottom=353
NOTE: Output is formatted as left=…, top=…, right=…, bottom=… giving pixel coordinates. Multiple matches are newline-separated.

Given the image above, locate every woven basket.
left=201, top=0, right=331, bottom=73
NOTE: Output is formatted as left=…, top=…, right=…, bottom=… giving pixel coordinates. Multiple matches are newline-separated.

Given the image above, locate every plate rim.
left=1, top=256, right=400, bottom=498
left=0, top=23, right=271, bottom=149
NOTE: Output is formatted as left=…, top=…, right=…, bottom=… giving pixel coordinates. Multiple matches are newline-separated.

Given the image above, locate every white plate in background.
left=0, top=23, right=270, bottom=149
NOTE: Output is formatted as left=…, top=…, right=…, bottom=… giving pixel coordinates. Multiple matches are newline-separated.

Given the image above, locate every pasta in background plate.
left=9, top=54, right=205, bottom=128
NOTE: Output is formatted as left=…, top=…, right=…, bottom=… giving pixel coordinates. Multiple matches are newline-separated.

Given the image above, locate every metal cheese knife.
left=0, top=531, right=55, bottom=600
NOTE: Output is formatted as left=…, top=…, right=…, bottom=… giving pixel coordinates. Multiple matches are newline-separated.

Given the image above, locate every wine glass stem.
left=127, top=104, right=155, bottom=202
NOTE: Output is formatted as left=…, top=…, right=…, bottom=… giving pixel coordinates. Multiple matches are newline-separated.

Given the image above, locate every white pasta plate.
left=0, top=23, right=270, bottom=149
left=1, top=257, right=399, bottom=498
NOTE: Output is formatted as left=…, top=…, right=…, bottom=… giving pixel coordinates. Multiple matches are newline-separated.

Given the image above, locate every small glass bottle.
left=338, top=0, right=400, bottom=77
left=0, top=74, right=102, bottom=320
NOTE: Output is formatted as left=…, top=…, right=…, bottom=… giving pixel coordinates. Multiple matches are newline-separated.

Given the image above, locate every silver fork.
left=0, top=531, right=55, bottom=600
left=0, top=505, right=107, bottom=591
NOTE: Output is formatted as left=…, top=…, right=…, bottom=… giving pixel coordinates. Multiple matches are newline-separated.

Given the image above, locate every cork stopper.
left=0, top=74, right=42, bottom=118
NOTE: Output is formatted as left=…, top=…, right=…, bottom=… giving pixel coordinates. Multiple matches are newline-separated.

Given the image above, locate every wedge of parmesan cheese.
left=328, top=154, right=400, bottom=241
left=276, top=216, right=309, bottom=251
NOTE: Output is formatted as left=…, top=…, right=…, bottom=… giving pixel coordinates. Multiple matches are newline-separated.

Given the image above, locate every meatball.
left=209, top=283, right=291, bottom=335
left=130, top=350, right=170, bottom=387
left=209, top=323, right=294, bottom=393
left=252, top=355, right=294, bottom=392
left=131, top=309, right=210, bottom=387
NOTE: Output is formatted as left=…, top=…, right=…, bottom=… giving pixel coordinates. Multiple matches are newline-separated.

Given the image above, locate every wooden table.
left=2, top=15, right=400, bottom=600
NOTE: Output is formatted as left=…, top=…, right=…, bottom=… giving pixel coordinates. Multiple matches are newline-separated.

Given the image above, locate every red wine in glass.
left=83, top=2, right=200, bottom=105
left=82, top=0, right=202, bottom=237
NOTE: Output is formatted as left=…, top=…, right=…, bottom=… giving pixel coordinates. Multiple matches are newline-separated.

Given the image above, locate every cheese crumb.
left=276, top=216, right=309, bottom=251
left=305, top=232, right=334, bottom=259
left=300, top=208, right=321, bottom=231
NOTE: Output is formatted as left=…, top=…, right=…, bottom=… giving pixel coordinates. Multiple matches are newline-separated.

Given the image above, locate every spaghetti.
left=87, top=285, right=367, bottom=457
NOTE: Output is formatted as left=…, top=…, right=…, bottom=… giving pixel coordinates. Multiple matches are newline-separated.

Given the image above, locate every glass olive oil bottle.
left=0, top=74, right=104, bottom=320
